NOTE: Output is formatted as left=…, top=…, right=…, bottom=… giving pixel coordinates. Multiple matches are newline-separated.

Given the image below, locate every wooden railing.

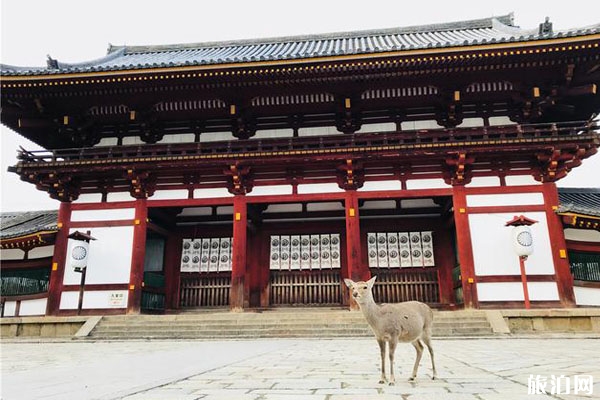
left=180, top=273, right=231, bottom=308
left=14, top=120, right=595, bottom=165
left=371, top=268, right=439, bottom=304
left=270, top=270, right=342, bottom=306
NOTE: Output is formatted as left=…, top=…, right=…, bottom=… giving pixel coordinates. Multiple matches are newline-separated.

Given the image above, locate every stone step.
left=93, top=321, right=491, bottom=331
left=87, top=309, right=495, bottom=339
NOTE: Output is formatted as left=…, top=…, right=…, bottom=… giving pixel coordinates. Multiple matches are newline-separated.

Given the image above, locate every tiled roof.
left=2, top=14, right=599, bottom=76
left=557, top=187, right=600, bottom=218
left=0, top=210, right=59, bottom=240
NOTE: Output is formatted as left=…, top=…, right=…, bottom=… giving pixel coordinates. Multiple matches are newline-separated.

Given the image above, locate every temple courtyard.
left=1, top=337, right=599, bottom=399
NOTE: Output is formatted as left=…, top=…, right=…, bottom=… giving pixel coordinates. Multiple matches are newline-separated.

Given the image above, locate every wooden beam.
left=46, top=202, right=71, bottom=316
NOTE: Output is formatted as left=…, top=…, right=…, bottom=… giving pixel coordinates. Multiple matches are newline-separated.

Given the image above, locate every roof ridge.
left=110, top=14, right=512, bottom=55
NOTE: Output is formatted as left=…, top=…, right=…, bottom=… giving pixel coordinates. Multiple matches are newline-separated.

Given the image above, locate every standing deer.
left=344, top=276, right=437, bottom=385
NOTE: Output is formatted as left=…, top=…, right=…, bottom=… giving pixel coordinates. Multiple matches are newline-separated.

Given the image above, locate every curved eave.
left=558, top=212, right=600, bottom=231
left=0, top=230, right=58, bottom=250
left=2, top=33, right=599, bottom=86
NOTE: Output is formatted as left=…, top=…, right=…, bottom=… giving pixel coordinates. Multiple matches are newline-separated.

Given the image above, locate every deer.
left=344, top=276, right=437, bottom=385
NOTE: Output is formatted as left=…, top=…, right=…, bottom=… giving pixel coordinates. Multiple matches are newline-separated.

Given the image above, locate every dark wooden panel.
left=270, top=270, right=342, bottom=306
left=180, top=273, right=231, bottom=307
left=371, top=268, right=439, bottom=304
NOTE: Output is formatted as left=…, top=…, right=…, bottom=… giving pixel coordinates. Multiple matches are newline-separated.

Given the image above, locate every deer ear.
left=366, top=276, right=377, bottom=289
left=343, top=278, right=355, bottom=289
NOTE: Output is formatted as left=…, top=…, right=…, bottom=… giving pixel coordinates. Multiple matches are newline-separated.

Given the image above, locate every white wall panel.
left=1, top=248, right=25, bottom=260
left=527, top=282, right=559, bottom=301
left=73, top=193, right=103, bottom=203
left=469, top=212, right=554, bottom=276
left=477, top=282, right=524, bottom=301
left=359, top=180, right=402, bottom=191
left=59, top=291, right=79, bottom=310
left=63, top=226, right=134, bottom=285
left=357, top=122, right=396, bottom=133
left=505, top=175, right=541, bottom=186
left=466, top=192, right=544, bottom=207
left=83, top=290, right=128, bottom=309
left=18, top=298, right=48, bottom=316
left=564, top=228, right=600, bottom=242
left=254, top=129, right=293, bottom=139
left=28, top=245, right=55, bottom=259
left=247, top=185, right=293, bottom=196
left=2, top=301, right=17, bottom=316
left=107, top=192, right=134, bottom=202
left=297, top=183, right=344, bottom=194
left=193, top=188, right=233, bottom=199
left=465, top=176, right=500, bottom=188
left=71, top=208, right=135, bottom=222
left=406, top=178, right=449, bottom=190
left=574, top=287, right=600, bottom=306
left=158, top=133, right=195, bottom=143
left=150, top=189, right=189, bottom=200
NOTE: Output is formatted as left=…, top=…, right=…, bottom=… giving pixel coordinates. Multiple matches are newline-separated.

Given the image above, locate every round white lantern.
left=512, top=225, right=534, bottom=257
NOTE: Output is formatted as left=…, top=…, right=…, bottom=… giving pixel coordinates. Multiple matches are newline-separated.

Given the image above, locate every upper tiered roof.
left=2, top=14, right=599, bottom=76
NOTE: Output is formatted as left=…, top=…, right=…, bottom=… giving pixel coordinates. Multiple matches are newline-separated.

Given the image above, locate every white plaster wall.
left=359, top=180, right=402, bottom=191
left=357, top=122, right=396, bottom=133
left=199, top=131, right=236, bottom=142
left=488, top=116, right=515, bottom=126
left=71, top=208, right=135, bottom=222
left=59, top=291, right=79, bottom=310
left=18, top=298, right=48, bottom=316
left=298, top=126, right=339, bottom=137
left=297, top=183, right=344, bottom=194
left=406, top=178, right=449, bottom=190
left=527, top=282, right=560, bottom=301
left=466, top=192, right=544, bottom=207
left=194, top=188, right=233, bottom=199
left=150, top=189, right=189, bottom=200
left=574, top=287, right=600, bottom=306
left=564, top=228, right=600, bottom=242
left=158, top=133, right=195, bottom=143
left=307, top=202, right=344, bottom=212
left=2, top=301, right=17, bottom=316
left=1, top=248, right=26, bottom=260
left=401, top=199, right=438, bottom=209
left=107, top=192, right=134, bottom=202
left=83, top=290, right=128, bottom=309
left=63, top=226, right=134, bottom=285
left=253, top=129, right=294, bottom=139
left=73, top=193, right=103, bottom=204
left=28, top=245, right=55, bottom=259
left=465, top=176, right=501, bottom=188
left=362, top=200, right=397, bottom=210
left=265, top=204, right=303, bottom=213
left=401, top=120, right=439, bottom=130
left=457, top=117, right=484, bottom=128
left=477, top=282, right=524, bottom=301
left=505, top=175, right=540, bottom=186
left=247, top=185, right=293, bottom=196
left=179, top=207, right=213, bottom=216
left=95, top=137, right=118, bottom=147
left=469, top=212, right=555, bottom=276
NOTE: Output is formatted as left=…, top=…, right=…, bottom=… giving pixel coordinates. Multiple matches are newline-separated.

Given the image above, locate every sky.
left=1, top=0, right=599, bottom=212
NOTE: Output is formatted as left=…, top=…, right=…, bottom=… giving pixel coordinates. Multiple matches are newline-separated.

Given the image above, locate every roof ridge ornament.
left=539, top=17, right=553, bottom=36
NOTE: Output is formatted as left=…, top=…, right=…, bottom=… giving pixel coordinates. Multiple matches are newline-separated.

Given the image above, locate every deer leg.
left=409, top=339, right=424, bottom=381
left=421, top=335, right=437, bottom=380
left=377, top=339, right=387, bottom=384
left=388, top=337, right=398, bottom=386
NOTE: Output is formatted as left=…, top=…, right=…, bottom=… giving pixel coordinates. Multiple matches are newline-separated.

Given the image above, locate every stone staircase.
left=85, top=308, right=495, bottom=340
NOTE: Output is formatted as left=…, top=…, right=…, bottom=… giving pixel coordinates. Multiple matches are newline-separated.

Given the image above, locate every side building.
left=1, top=14, right=599, bottom=315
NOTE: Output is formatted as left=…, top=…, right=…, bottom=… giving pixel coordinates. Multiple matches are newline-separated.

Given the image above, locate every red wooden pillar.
left=542, top=182, right=576, bottom=307
left=344, top=190, right=369, bottom=308
left=434, top=224, right=456, bottom=306
left=164, top=232, right=182, bottom=311
left=452, top=186, right=478, bottom=308
left=127, top=199, right=148, bottom=314
left=46, top=201, right=72, bottom=316
left=230, top=195, right=248, bottom=311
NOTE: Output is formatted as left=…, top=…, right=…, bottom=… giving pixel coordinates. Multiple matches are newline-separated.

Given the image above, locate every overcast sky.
left=1, top=0, right=599, bottom=212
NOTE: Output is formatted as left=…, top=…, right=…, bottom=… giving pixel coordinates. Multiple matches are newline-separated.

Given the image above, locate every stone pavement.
left=1, top=338, right=599, bottom=400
